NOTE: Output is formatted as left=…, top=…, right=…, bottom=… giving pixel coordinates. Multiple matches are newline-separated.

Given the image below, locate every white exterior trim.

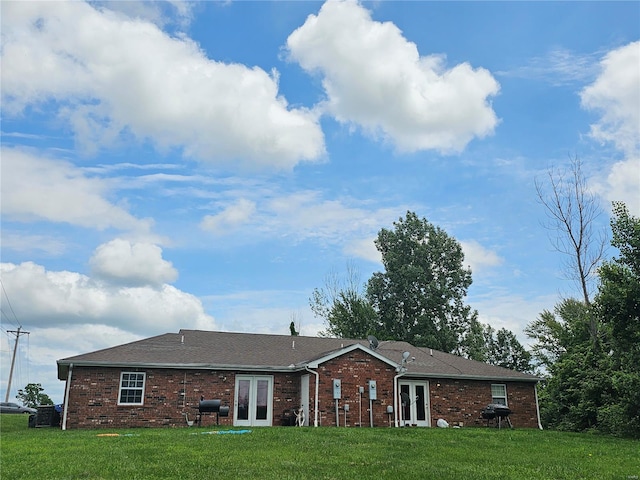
left=306, top=343, right=399, bottom=369
left=117, top=371, right=146, bottom=406
left=233, top=375, right=274, bottom=427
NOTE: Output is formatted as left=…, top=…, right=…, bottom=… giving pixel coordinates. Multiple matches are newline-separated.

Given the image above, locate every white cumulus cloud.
left=0, top=261, right=215, bottom=334
left=581, top=41, right=640, bottom=215
left=89, top=238, right=178, bottom=287
left=581, top=41, right=640, bottom=156
left=460, top=240, right=504, bottom=274
left=1, top=1, right=325, bottom=169
left=286, top=0, right=500, bottom=153
left=344, top=237, right=382, bottom=264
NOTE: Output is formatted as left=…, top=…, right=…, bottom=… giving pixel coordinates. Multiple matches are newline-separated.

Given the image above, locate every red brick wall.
left=273, top=371, right=301, bottom=425
left=64, top=364, right=539, bottom=429
left=65, top=367, right=233, bottom=429
left=429, top=378, right=539, bottom=428
left=65, top=366, right=306, bottom=429
left=311, top=350, right=397, bottom=427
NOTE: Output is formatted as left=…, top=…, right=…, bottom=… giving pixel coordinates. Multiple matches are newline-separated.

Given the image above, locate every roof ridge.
left=57, top=330, right=539, bottom=382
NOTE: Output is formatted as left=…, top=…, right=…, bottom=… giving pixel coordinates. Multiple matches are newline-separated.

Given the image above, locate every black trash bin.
left=281, top=409, right=297, bottom=426
left=35, top=405, right=60, bottom=427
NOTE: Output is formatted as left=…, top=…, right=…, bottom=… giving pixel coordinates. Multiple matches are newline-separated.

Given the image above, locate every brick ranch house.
left=56, top=329, right=542, bottom=430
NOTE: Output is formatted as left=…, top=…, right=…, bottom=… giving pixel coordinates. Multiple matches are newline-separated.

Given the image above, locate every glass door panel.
left=415, top=385, right=426, bottom=421
left=237, top=379, right=250, bottom=421
left=400, top=384, right=411, bottom=426
left=256, top=379, right=269, bottom=420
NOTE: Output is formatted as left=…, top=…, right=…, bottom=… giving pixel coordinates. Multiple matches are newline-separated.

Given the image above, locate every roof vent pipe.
left=181, top=335, right=184, bottom=344
left=430, top=349, right=433, bottom=356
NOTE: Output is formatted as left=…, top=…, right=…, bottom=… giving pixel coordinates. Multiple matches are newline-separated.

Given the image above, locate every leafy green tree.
left=458, top=320, right=533, bottom=372
left=16, top=383, right=54, bottom=408
left=527, top=300, right=609, bottom=431
left=543, top=341, right=612, bottom=432
left=311, top=213, right=532, bottom=374
left=456, top=316, right=487, bottom=361
left=524, top=309, right=567, bottom=370
left=486, top=327, right=534, bottom=373
left=289, top=321, right=299, bottom=336
left=598, top=202, right=640, bottom=355
left=525, top=298, right=592, bottom=370
left=595, top=202, right=640, bottom=437
left=310, top=262, right=379, bottom=338
left=366, top=211, right=477, bottom=351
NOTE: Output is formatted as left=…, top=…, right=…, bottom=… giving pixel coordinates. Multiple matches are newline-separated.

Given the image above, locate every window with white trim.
left=118, top=372, right=146, bottom=405
left=491, top=384, right=507, bottom=405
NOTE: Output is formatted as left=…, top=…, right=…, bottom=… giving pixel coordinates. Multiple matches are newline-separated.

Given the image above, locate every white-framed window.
left=491, top=384, right=507, bottom=405
left=118, top=372, right=146, bottom=405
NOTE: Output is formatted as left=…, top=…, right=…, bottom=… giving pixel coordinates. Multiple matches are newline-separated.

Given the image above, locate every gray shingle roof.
left=57, top=329, right=539, bottom=382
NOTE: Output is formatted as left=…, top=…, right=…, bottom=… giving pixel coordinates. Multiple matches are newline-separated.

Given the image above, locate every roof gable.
left=306, top=343, right=399, bottom=369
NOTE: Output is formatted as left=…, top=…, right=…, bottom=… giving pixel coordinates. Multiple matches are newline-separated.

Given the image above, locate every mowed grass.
left=1, top=414, right=638, bottom=479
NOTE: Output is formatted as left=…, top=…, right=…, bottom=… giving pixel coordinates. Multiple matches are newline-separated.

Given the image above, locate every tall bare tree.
left=535, top=156, right=607, bottom=345
left=535, top=156, right=607, bottom=307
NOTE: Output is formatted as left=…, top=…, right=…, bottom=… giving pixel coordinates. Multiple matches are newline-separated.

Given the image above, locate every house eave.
left=402, top=371, right=540, bottom=383
left=56, top=360, right=301, bottom=380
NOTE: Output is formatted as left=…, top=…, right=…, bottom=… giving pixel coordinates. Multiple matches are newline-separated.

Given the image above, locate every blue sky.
left=1, top=1, right=638, bottom=403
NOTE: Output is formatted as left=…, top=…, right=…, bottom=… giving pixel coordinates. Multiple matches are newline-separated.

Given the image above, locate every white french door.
left=399, top=381, right=431, bottom=427
left=234, top=375, right=273, bottom=427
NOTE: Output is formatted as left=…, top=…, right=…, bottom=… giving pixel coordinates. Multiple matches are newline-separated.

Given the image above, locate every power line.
left=0, top=322, right=10, bottom=335
left=1, top=308, right=17, bottom=329
left=26, top=333, right=30, bottom=384
left=0, top=279, right=20, bottom=329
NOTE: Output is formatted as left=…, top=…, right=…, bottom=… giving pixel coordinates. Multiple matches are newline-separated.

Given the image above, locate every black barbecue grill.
left=198, top=399, right=230, bottom=426
left=481, top=403, right=513, bottom=429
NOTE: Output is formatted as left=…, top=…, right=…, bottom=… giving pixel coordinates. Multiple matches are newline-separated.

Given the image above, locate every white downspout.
left=393, top=371, right=406, bottom=428
left=534, top=382, right=543, bottom=430
left=62, top=363, right=73, bottom=431
left=305, top=366, right=319, bottom=427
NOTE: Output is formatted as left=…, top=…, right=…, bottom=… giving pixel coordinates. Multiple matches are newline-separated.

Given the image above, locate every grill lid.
left=481, top=403, right=511, bottom=418
left=199, top=399, right=221, bottom=413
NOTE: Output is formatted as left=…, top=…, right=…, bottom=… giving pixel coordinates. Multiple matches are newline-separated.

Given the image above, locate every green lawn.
left=1, top=414, right=638, bottom=479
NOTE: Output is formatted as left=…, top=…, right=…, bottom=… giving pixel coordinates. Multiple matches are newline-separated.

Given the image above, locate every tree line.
left=310, top=159, right=638, bottom=437
left=526, top=200, right=639, bottom=437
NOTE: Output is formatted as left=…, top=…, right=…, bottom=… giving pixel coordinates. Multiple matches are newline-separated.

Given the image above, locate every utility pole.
left=5, top=326, right=30, bottom=402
